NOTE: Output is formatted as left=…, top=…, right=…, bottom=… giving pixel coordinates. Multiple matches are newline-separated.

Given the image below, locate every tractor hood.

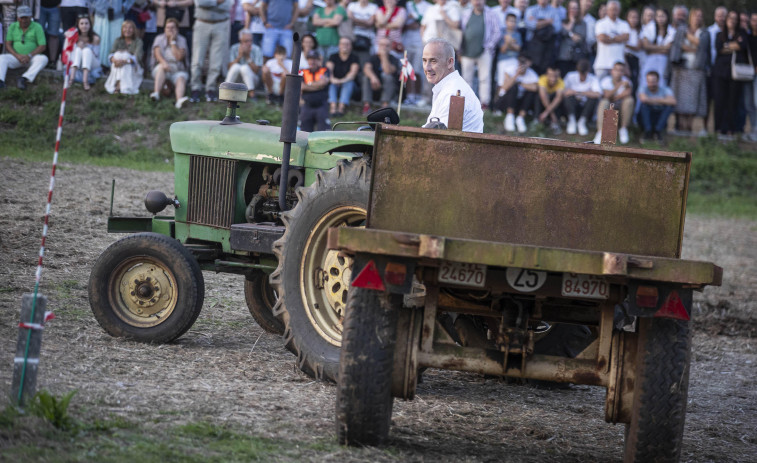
left=170, top=121, right=376, bottom=165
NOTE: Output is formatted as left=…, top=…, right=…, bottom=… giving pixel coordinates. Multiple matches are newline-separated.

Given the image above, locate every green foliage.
left=28, top=390, right=78, bottom=431
left=0, top=404, right=21, bottom=429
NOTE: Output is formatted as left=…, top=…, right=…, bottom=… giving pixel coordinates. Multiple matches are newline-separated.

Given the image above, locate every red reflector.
left=635, top=286, right=659, bottom=308
left=655, top=290, right=689, bottom=321
left=351, top=260, right=386, bottom=291
left=384, top=262, right=407, bottom=286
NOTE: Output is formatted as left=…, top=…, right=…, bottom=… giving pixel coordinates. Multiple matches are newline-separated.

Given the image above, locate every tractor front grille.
left=187, top=156, right=237, bottom=228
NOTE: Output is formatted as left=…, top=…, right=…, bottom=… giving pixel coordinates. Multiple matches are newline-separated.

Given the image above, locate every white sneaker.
left=593, top=131, right=602, bottom=144
left=619, top=127, right=629, bottom=144
left=150, top=91, right=160, bottom=101
left=175, top=96, right=189, bottom=109
left=567, top=116, right=577, bottom=134
left=577, top=117, right=588, bottom=136
left=515, top=115, right=527, bottom=133
left=504, top=113, right=516, bottom=132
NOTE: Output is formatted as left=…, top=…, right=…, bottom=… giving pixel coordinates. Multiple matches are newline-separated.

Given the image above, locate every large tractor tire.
left=336, top=287, right=398, bottom=446
left=623, top=317, right=692, bottom=462
left=88, top=232, right=205, bottom=343
left=244, top=271, right=284, bottom=335
left=270, top=158, right=369, bottom=381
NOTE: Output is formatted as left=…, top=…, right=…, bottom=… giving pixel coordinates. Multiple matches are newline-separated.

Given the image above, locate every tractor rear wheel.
left=244, top=271, right=284, bottom=335
left=88, top=232, right=204, bottom=343
left=271, top=158, right=370, bottom=381
left=623, top=317, right=692, bottom=462
left=336, top=287, right=398, bottom=446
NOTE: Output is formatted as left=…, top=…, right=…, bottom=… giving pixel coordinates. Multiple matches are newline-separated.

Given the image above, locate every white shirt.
left=421, top=1, right=462, bottom=44
left=347, top=2, right=379, bottom=38
left=242, top=0, right=266, bottom=34
left=427, top=70, right=484, bottom=133
left=599, top=75, right=631, bottom=98
left=640, top=22, right=675, bottom=47
left=564, top=71, right=600, bottom=101
left=707, top=23, right=721, bottom=66
left=583, top=13, right=597, bottom=47
left=594, top=17, right=630, bottom=71
left=501, top=59, right=539, bottom=96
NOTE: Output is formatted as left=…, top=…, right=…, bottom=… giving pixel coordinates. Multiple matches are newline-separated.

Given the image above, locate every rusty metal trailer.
left=329, top=124, right=721, bottom=462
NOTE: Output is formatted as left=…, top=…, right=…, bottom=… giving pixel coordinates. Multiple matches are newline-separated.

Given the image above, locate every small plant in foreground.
left=28, top=390, right=78, bottom=430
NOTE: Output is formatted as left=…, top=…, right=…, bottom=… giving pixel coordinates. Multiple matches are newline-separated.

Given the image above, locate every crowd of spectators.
left=1, top=0, right=756, bottom=141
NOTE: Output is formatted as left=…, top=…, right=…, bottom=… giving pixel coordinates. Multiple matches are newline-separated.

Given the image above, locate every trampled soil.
left=0, top=157, right=755, bottom=462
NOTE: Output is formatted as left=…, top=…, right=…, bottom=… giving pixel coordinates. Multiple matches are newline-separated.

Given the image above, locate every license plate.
left=438, top=262, right=487, bottom=288
left=561, top=273, right=609, bottom=299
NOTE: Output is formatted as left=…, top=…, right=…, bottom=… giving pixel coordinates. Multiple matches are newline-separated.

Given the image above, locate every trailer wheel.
left=624, top=317, right=692, bottom=462
left=88, top=232, right=205, bottom=343
left=271, top=158, right=370, bottom=381
left=244, top=271, right=284, bottom=335
left=336, top=287, right=398, bottom=446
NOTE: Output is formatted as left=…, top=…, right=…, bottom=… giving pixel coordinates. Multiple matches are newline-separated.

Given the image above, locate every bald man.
left=422, top=37, right=484, bottom=133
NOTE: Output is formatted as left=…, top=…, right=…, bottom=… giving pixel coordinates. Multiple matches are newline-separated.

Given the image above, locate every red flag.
left=61, top=27, right=79, bottom=65
left=400, top=57, right=416, bottom=84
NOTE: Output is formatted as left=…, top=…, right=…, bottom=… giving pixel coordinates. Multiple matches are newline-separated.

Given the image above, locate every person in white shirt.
left=494, top=52, right=539, bottom=133
left=708, top=6, right=727, bottom=67
left=593, top=61, right=633, bottom=144
left=562, top=58, right=600, bottom=135
left=639, top=8, right=675, bottom=84
left=403, top=0, right=432, bottom=106
left=422, top=37, right=484, bottom=132
left=420, top=0, right=462, bottom=47
left=593, top=0, right=629, bottom=80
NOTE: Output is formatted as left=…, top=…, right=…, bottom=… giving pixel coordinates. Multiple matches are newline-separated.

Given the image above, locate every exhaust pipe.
left=278, top=33, right=303, bottom=212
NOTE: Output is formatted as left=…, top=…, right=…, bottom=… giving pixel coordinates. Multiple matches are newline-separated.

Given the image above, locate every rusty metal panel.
left=368, top=125, right=690, bottom=258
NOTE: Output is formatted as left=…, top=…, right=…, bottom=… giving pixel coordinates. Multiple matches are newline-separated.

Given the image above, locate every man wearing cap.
left=422, top=37, right=484, bottom=133
left=0, top=5, right=49, bottom=90
left=299, top=49, right=330, bottom=132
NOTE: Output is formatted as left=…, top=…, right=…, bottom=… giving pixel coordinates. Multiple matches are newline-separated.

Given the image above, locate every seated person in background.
left=593, top=61, right=633, bottom=144
left=361, top=37, right=400, bottom=115
left=536, top=65, right=565, bottom=134
left=227, top=29, right=263, bottom=98
left=105, top=20, right=144, bottom=95
left=637, top=70, right=676, bottom=144
left=68, top=14, right=102, bottom=91
left=494, top=52, right=539, bottom=134
left=326, top=37, right=360, bottom=116
left=562, top=58, right=600, bottom=136
left=262, top=45, right=292, bottom=105
left=494, top=12, right=522, bottom=114
left=299, top=49, right=331, bottom=132
left=150, top=18, right=190, bottom=108
left=0, top=5, right=48, bottom=90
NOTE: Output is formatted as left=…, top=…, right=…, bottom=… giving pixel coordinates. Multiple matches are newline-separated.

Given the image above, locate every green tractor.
left=89, top=36, right=395, bottom=381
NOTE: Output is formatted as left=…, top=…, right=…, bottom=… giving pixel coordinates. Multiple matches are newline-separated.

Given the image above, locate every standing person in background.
left=460, top=0, right=501, bottom=110
left=230, top=0, right=246, bottom=45
left=347, top=0, right=378, bottom=64
left=513, top=0, right=528, bottom=43
left=555, top=0, right=586, bottom=78
left=707, top=6, right=727, bottom=132
left=562, top=57, right=600, bottom=136
left=242, top=0, right=265, bottom=46
left=625, top=8, right=642, bottom=93
left=260, top=0, right=298, bottom=60
left=496, top=0, right=518, bottom=28
left=744, top=12, right=757, bottom=141
left=641, top=5, right=654, bottom=29
left=313, top=0, right=345, bottom=59
left=524, top=0, right=561, bottom=74
left=326, top=36, right=359, bottom=116
left=495, top=11, right=522, bottom=107
left=297, top=32, right=317, bottom=70
left=226, top=29, right=262, bottom=97
left=593, top=61, right=633, bottom=144
left=593, top=0, right=628, bottom=81
left=403, top=0, right=431, bottom=107
left=105, top=19, right=144, bottom=94
left=293, top=0, right=315, bottom=37
left=669, top=7, right=709, bottom=136
left=551, top=0, right=565, bottom=22
left=637, top=70, right=676, bottom=143
left=299, top=49, right=331, bottom=131
left=0, top=5, right=48, bottom=90
left=640, top=8, right=675, bottom=84
left=38, top=0, right=62, bottom=67
left=92, top=0, right=133, bottom=69
left=712, top=10, right=748, bottom=138
left=155, top=0, right=193, bottom=39
left=672, top=5, right=688, bottom=29
left=580, top=0, right=596, bottom=60
left=59, top=0, right=88, bottom=30
left=189, top=0, right=232, bottom=103
left=150, top=17, right=190, bottom=107
left=68, top=14, right=101, bottom=90
left=374, top=0, right=405, bottom=55
left=421, top=0, right=462, bottom=53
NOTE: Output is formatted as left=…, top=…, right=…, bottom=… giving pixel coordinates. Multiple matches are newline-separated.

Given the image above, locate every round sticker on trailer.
left=506, top=268, right=548, bottom=292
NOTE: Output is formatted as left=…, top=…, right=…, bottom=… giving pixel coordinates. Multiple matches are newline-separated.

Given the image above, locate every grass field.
left=1, top=74, right=755, bottom=218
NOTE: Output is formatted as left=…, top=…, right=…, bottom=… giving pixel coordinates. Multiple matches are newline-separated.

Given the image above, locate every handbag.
left=731, top=42, right=755, bottom=82
left=353, top=35, right=371, bottom=52
left=165, top=7, right=185, bottom=23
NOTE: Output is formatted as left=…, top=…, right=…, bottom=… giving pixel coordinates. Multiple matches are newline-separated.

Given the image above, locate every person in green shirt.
left=312, top=0, right=345, bottom=59
left=0, top=6, right=49, bottom=90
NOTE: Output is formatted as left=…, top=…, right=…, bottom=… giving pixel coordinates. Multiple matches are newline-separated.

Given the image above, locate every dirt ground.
left=0, top=157, right=755, bottom=462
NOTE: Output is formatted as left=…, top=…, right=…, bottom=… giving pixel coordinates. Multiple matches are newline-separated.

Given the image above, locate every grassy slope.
left=1, top=74, right=755, bottom=218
